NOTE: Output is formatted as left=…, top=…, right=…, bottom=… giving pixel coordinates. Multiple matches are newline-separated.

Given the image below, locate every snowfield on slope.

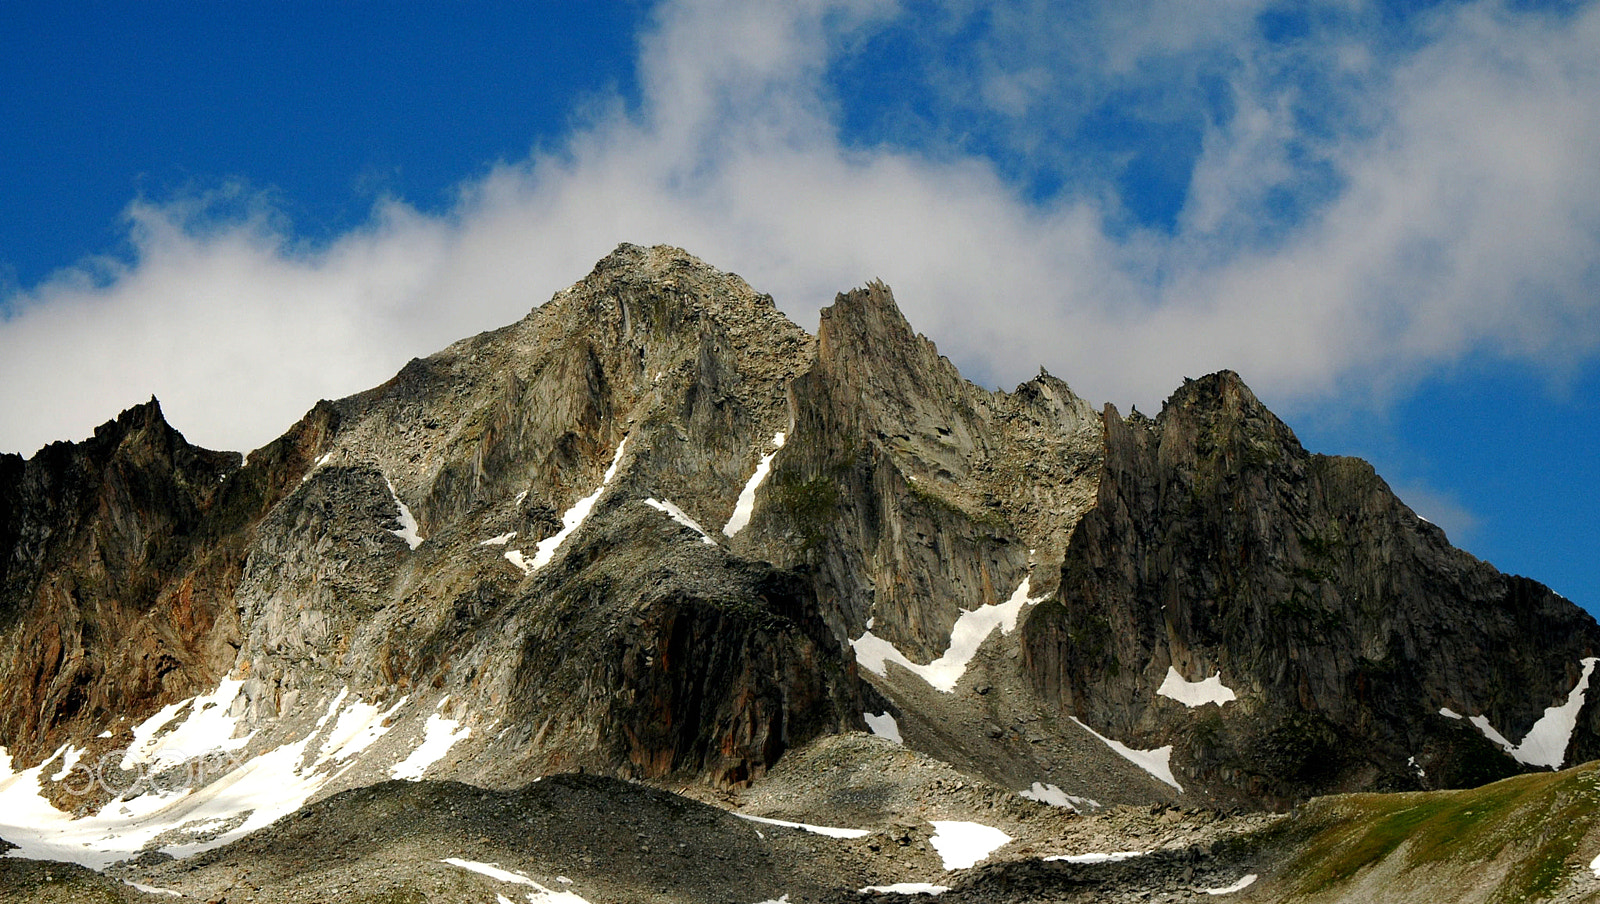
left=723, top=432, right=785, bottom=537
left=1444, top=656, right=1599, bottom=769
left=850, top=578, right=1045, bottom=693
left=506, top=437, right=629, bottom=574
left=0, top=682, right=469, bottom=869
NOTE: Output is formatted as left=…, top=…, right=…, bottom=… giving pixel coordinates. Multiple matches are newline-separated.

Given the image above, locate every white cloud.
left=1, top=0, right=1597, bottom=457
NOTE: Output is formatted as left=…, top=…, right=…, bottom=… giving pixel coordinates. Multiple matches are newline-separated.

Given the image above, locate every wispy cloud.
left=2, top=0, right=1597, bottom=456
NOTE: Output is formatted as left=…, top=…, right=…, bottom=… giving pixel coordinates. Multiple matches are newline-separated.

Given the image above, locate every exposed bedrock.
left=1022, top=371, right=1600, bottom=806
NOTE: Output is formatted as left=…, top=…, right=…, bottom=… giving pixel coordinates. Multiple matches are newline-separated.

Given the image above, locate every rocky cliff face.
left=1022, top=372, right=1600, bottom=805
left=217, top=244, right=856, bottom=789
left=738, top=280, right=1103, bottom=659
left=0, top=399, right=333, bottom=763
left=1, top=244, right=1595, bottom=824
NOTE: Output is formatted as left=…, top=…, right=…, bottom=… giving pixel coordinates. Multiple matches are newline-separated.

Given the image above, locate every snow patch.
left=313, top=695, right=408, bottom=765
left=643, top=498, right=717, bottom=544
left=723, top=432, right=786, bottom=537
left=0, top=685, right=471, bottom=870
left=857, top=884, right=949, bottom=896
left=1460, top=657, right=1598, bottom=769
left=121, top=677, right=254, bottom=771
left=301, top=451, right=335, bottom=482
left=864, top=712, right=902, bottom=744
left=504, top=549, right=533, bottom=572
left=1018, top=782, right=1099, bottom=811
left=124, top=880, right=185, bottom=896
left=441, top=858, right=591, bottom=903
left=506, top=437, right=628, bottom=575
left=734, top=813, right=871, bottom=839
left=1043, top=850, right=1148, bottom=864
left=480, top=532, right=517, bottom=546
left=1069, top=717, right=1183, bottom=792
left=1156, top=667, right=1237, bottom=708
left=390, top=710, right=470, bottom=781
left=928, top=820, right=1011, bottom=870
left=47, top=745, right=85, bottom=783
left=384, top=478, right=425, bottom=549
left=850, top=578, right=1044, bottom=693
left=1439, top=707, right=1463, bottom=720
left=1205, top=874, right=1259, bottom=895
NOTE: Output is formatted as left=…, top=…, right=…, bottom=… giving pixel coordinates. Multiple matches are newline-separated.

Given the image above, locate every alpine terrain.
left=3, top=244, right=1599, bottom=903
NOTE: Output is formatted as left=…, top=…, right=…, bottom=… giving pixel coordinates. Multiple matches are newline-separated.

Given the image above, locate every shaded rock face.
left=739, top=281, right=1103, bottom=660
left=0, top=399, right=332, bottom=763
left=1022, top=372, right=1600, bottom=805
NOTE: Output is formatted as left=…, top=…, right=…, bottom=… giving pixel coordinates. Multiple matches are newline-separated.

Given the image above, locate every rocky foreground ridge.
left=3, top=243, right=1599, bottom=902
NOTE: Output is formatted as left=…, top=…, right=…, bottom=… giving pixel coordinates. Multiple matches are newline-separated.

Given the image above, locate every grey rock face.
left=0, top=398, right=333, bottom=764
left=223, top=244, right=856, bottom=787
left=739, top=280, right=1103, bottom=659
left=1023, top=371, right=1600, bottom=805
left=1, top=244, right=1595, bottom=817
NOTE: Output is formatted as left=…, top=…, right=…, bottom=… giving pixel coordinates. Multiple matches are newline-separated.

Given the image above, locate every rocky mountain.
left=3, top=243, right=1599, bottom=902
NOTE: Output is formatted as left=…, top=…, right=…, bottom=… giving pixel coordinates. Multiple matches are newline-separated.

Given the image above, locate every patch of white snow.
left=864, top=712, right=902, bottom=744
left=1043, top=850, right=1148, bottom=864
left=856, top=884, right=949, bottom=896
left=481, top=532, right=517, bottom=546
left=1156, top=666, right=1237, bottom=708
left=928, top=820, right=1011, bottom=870
left=1018, top=783, right=1099, bottom=811
left=314, top=695, right=408, bottom=765
left=850, top=578, right=1044, bottom=693
left=1461, top=657, right=1599, bottom=769
left=124, top=880, right=185, bottom=897
left=384, top=477, right=425, bottom=549
left=734, top=813, right=871, bottom=839
left=1069, top=717, right=1183, bottom=792
left=643, top=499, right=717, bottom=544
left=121, top=677, right=254, bottom=771
left=390, top=710, right=470, bottom=781
left=0, top=684, right=481, bottom=871
left=526, top=437, right=628, bottom=572
left=1439, top=707, right=1463, bottom=720
left=48, top=745, right=85, bottom=782
left=441, top=858, right=591, bottom=903
left=723, top=432, right=786, bottom=537
left=1205, top=874, right=1259, bottom=895
left=504, top=548, right=534, bottom=573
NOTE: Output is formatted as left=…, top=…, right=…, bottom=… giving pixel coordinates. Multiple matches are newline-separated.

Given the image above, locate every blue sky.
left=1, top=0, right=1597, bottom=613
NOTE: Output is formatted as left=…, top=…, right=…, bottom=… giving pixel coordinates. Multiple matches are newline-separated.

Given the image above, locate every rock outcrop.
left=0, top=399, right=332, bottom=763
left=1023, top=372, right=1600, bottom=805
left=740, top=280, right=1103, bottom=658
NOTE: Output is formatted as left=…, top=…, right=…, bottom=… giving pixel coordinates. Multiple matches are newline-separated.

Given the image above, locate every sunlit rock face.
left=1, top=243, right=1596, bottom=871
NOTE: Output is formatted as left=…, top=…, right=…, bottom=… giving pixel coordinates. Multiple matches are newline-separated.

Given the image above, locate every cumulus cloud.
left=2, top=0, right=1598, bottom=457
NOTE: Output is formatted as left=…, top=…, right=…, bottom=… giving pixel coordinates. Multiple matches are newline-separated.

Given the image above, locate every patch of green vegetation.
left=904, top=477, right=1008, bottom=530
left=1267, top=588, right=1345, bottom=639
left=771, top=473, right=839, bottom=552
left=1191, top=708, right=1226, bottom=749
left=1297, top=526, right=1346, bottom=559
left=1268, top=763, right=1600, bottom=902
